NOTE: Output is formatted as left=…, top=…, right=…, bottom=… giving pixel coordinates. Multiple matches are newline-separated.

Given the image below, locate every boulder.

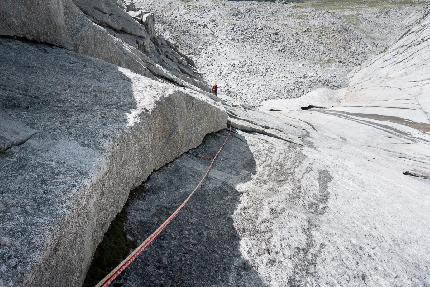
left=128, top=11, right=156, bottom=36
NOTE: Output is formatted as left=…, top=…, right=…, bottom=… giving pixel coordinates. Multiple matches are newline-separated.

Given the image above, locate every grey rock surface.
left=0, top=0, right=70, bottom=47
left=340, top=9, right=430, bottom=123
left=0, top=114, right=36, bottom=151
left=1, top=0, right=430, bottom=286
left=0, top=0, right=205, bottom=89
left=0, top=38, right=226, bottom=287
left=118, top=2, right=430, bottom=287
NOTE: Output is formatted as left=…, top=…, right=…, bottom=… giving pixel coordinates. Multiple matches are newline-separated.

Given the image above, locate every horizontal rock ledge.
left=0, top=38, right=227, bottom=287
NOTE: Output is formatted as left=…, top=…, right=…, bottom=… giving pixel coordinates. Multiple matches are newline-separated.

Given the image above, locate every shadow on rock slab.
left=113, top=130, right=267, bottom=287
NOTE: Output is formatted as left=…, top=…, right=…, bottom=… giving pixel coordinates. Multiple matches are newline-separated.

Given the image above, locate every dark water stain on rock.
left=288, top=169, right=333, bottom=286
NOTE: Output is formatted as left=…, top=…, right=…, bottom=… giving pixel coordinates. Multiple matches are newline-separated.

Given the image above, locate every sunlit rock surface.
left=129, top=0, right=426, bottom=106
left=1, top=0, right=429, bottom=286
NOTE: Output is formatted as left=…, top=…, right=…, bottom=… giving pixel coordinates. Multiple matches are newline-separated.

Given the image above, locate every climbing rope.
left=96, top=128, right=232, bottom=287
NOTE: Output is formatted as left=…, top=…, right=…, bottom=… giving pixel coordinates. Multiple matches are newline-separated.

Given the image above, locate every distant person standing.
left=211, top=81, right=218, bottom=96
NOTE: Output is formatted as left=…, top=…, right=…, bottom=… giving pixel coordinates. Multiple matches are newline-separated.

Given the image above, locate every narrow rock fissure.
left=0, top=35, right=61, bottom=48
left=226, top=114, right=303, bottom=146
left=83, top=208, right=137, bottom=287
left=230, top=122, right=302, bottom=146
left=83, top=150, right=198, bottom=286
left=0, top=133, right=34, bottom=153
left=403, top=170, right=430, bottom=180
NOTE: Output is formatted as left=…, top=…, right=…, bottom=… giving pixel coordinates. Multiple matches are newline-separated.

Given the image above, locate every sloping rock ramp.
left=0, top=0, right=205, bottom=90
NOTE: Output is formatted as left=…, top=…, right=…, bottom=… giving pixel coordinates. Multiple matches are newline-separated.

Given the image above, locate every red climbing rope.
left=96, top=129, right=232, bottom=287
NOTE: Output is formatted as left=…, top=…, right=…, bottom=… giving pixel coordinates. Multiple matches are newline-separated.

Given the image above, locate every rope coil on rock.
left=96, top=128, right=232, bottom=287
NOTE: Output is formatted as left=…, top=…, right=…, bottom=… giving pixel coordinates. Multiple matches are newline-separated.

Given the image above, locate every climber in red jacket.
left=211, top=81, right=218, bottom=96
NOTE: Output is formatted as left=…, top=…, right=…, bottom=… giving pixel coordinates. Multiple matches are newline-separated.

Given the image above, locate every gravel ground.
left=128, top=0, right=425, bottom=107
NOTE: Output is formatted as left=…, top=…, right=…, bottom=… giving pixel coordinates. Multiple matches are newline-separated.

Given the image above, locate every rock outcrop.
left=0, top=0, right=205, bottom=89
left=2, top=1, right=430, bottom=286
left=0, top=37, right=226, bottom=287
left=340, top=10, right=430, bottom=123
left=0, top=1, right=228, bottom=286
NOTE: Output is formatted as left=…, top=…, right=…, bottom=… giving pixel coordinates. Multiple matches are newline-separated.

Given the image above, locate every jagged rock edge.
left=20, top=91, right=227, bottom=287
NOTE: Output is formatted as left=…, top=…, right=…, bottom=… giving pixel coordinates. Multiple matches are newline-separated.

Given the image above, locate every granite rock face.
left=2, top=1, right=430, bottom=286
left=340, top=10, right=430, bottom=123
left=0, top=0, right=70, bottom=46
left=0, top=114, right=36, bottom=151
left=0, top=1, right=228, bottom=286
left=0, top=37, right=226, bottom=287
left=0, top=0, right=204, bottom=89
